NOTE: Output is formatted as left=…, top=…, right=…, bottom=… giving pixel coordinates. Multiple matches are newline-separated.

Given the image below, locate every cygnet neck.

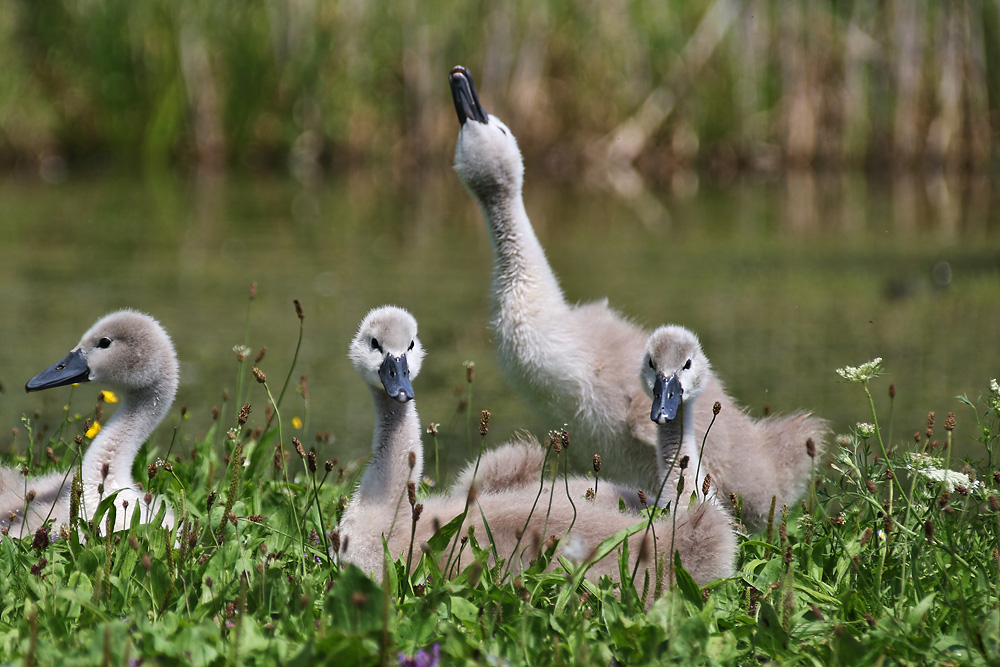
left=354, top=385, right=423, bottom=509
left=479, top=193, right=566, bottom=315
left=80, top=381, right=174, bottom=500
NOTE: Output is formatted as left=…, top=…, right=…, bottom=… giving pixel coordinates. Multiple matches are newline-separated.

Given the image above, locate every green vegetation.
left=2, top=0, right=998, bottom=176
left=1, top=303, right=998, bottom=666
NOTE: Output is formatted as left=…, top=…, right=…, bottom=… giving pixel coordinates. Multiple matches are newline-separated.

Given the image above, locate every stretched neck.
left=353, top=388, right=423, bottom=510
left=479, top=193, right=566, bottom=315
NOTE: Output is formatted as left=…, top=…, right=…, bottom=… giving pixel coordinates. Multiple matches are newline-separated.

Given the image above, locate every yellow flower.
left=100, top=390, right=119, bottom=403
left=86, top=422, right=102, bottom=439
left=292, top=416, right=303, bottom=429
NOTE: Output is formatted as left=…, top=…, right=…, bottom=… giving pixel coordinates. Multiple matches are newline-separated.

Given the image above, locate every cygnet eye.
left=498, top=126, right=507, bottom=136
left=408, top=340, right=414, bottom=351
left=683, top=359, right=692, bottom=370
left=370, top=337, right=381, bottom=351
left=97, top=337, right=112, bottom=349
left=647, top=358, right=655, bottom=370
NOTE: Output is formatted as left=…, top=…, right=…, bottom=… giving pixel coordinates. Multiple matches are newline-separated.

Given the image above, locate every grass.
left=1, top=1, right=997, bottom=176
left=0, top=306, right=998, bottom=666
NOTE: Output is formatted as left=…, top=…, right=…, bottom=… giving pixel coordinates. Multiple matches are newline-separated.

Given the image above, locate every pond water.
left=1, top=169, right=998, bottom=478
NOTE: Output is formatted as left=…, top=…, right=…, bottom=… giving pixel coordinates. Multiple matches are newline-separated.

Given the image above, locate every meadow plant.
left=0, top=328, right=997, bottom=665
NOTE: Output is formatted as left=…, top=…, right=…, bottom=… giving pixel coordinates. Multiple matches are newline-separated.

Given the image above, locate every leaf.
left=906, top=592, right=936, bottom=628
left=673, top=550, right=703, bottom=609
left=449, top=595, right=479, bottom=628
left=555, top=516, right=648, bottom=615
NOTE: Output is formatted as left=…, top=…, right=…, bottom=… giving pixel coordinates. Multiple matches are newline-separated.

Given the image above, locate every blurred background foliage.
left=1, top=0, right=997, bottom=182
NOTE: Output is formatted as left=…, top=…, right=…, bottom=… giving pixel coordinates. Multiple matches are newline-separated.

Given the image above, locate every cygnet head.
left=640, top=325, right=711, bottom=425
left=349, top=306, right=424, bottom=403
left=450, top=65, right=524, bottom=203
left=25, top=310, right=178, bottom=398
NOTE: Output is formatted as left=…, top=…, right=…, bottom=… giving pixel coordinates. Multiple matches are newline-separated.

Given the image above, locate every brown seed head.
left=924, top=519, right=934, bottom=542
left=293, top=298, right=304, bottom=321
left=252, top=367, right=266, bottom=384
left=888, top=383, right=896, bottom=399
left=325, top=460, right=334, bottom=472
left=479, top=410, right=490, bottom=437
left=637, top=490, right=647, bottom=507
left=426, top=423, right=439, bottom=436
left=939, top=491, right=951, bottom=507
left=913, top=432, right=920, bottom=443
left=783, top=545, right=793, bottom=565
left=806, top=438, right=816, bottom=459
left=298, top=374, right=309, bottom=399
left=559, top=429, right=569, bottom=451
left=212, top=406, right=220, bottom=421
left=254, top=347, right=267, bottom=364
left=144, top=492, right=153, bottom=504
left=102, top=462, right=110, bottom=479
left=585, top=488, right=595, bottom=500
left=702, top=474, right=712, bottom=496
left=713, top=401, right=721, bottom=416
left=592, top=454, right=602, bottom=472
left=293, top=437, right=306, bottom=458
left=944, top=412, right=956, bottom=432
left=237, top=403, right=251, bottom=425
left=408, top=451, right=416, bottom=469
left=147, top=463, right=157, bottom=480
left=248, top=514, right=263, bottom=523
left=866, top=480, right=877, bottom=494
left=465, top=362, right=474, bottom=384
left=307, top=450, right=317, bottom=473
left=412, top=503, right=423, bottom=522
left=330, top=531, right=341, bottom=553
left=248, top=282, right=257, bottom=300
left=207, top=490, right=217, bottom=510
left=407, top=482, right=416, bottom=507
left=75, top=434, right=84, bottom=445
left=680, top=455, right=689, bottom=470
left=860, top=527, right=873, bottom=547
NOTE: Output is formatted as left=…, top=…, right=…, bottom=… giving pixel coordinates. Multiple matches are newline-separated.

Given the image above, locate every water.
left=1, top=169, right=998, bottom=477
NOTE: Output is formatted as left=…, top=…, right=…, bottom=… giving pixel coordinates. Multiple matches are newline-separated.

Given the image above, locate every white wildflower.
left=233, top=344, right=251, bottom=361
left=856, top=422, right=876, bottom=439
left=905, top=452, right=933, bottom=469
left=836, top=357, right=883, bottom=383
left=915, top=467, right=982, bottom=493
left=835, top=434, right=852, bottom=448
left=989, top=379, right=1000, bottom=410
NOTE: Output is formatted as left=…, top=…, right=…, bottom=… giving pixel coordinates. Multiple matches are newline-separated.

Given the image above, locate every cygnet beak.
left=650, top=372, right=683, bottom=424
left=26, top=348, right=91, bottom=392
left=379, top=353, right=414, bottom=403
left=450, top=66, right=488, bottom=125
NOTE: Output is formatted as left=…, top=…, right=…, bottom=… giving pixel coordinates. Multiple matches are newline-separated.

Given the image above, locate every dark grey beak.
left=650, top=372, right=683, bottom=424
left=26, top=349, right=91, bottom=392
left=379, top=353, right=413, bottom=402
left=450, top=66, right=488, bottom=125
